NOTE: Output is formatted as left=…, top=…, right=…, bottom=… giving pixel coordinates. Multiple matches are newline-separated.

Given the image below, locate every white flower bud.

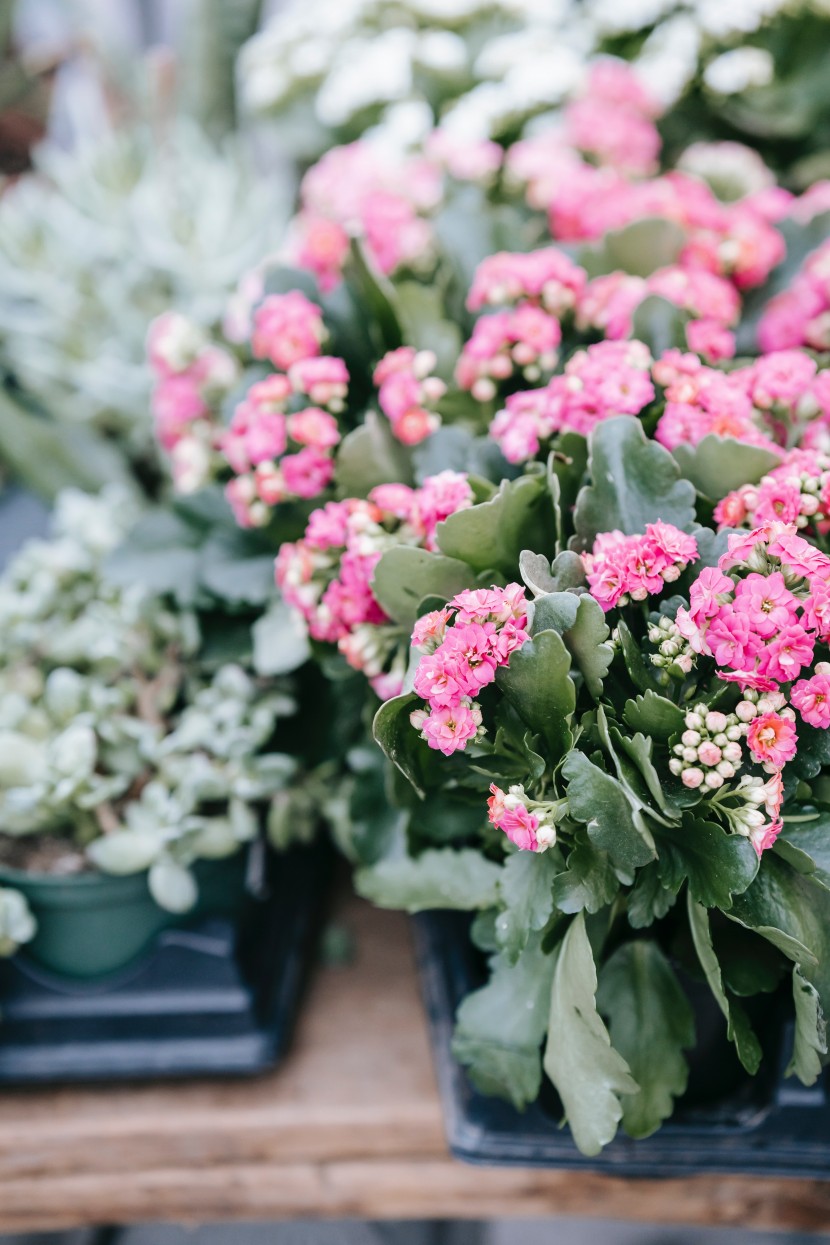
left=681, top=729, right=701, bottom=747
left=704, top=770, right=724, bottom=789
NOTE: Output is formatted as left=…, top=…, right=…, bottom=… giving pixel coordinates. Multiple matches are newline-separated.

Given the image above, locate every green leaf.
left=597, top=941, right=694, bottom=1138
left=345, top=237, right=403, bottom=353
left=582, top=217, right=686, bottom=279
left=791, top=724, right=830, bottom=781
left=543, top=913, right=638, bottom=1156
left=655, top=818, right=759, bottom=910
left=372, top=692, right=444, bottom=799
left=627, top=862, right=678, bottom=928
left=336, top=411, right=414, bottom=498
left=623, top=691, right=685, bottom=744
left=355, top=847, right=502, bottom=912
left=673, top=437, right=782, bottom=502
left=371, top=547, right=474, bottom=628
left=0, top=388, right=135, bottom=501
left=617, top=618, right=667, bottom=695
left=572, top=416, right=696, bottom=553
left=395, top=281, right=462, bottom=378
left=104, top=509, right=202, bottom=606
left=563, top=594, right=613, bottom=699
left=199, top=530, right=277, bottom=606
left=496, top=629, right=575, bottom=761
left=777, top=809, right=830, bottom=891
left=530, top=591, right=580, bottom=636
left=251, top=599, right=310, bottom=675
left=437, top=473, right=556, bottom=576
left=630, top=296, right=688, bottom=356
left=495, top=849, right=561, bottom=963
left=727, top=853, right=830, bottom=1016
left=687, top=896, right=763, bottom=1075
left=563, top=751, right=656, bottom=877
left=552, top=831, right=620, bottom=914
left=453, top=934, right=554, bottom=1110
left=787, top=967, right=827, bottom=1086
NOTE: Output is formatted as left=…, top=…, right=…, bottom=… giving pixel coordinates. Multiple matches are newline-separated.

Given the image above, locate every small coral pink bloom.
left=746, top=711, right=798, bottom=769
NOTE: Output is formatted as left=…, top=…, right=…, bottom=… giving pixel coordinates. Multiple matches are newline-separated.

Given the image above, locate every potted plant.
left=353, top=429, right=830, bottom=1155
left=0, top=486, right=307, bottom=979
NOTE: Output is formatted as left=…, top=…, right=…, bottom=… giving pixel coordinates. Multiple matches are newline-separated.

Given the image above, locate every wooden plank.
left=0, top=890, right=828, bottom=1233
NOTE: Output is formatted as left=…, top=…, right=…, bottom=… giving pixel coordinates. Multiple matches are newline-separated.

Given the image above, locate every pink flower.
left=746, top=711, right=798, bottom=770
left=733, top=572, right=798, bottom=638
left=418, top=702, right=482, bottom=755
left=487, top=784, right=540, bottom=852
left=251, top=291, right=325, bottom=370
left=287, top=407, right=341, bottom=451
left=280, top=447, right=335, bottom=499
left=758, top=624, right=815, bottom=683
left=288, top=356, right=349, bottom=407
left=412, top=609, right=453, bottom=652
left=791, top=674, right=830, bottom=727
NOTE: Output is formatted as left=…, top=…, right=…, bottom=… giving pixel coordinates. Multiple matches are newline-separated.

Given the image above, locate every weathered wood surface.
left=0, top=891, right=829, bottom=1233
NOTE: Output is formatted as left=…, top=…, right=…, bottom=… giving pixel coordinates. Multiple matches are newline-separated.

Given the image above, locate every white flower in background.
left=704, top=46, right=776, bottom=95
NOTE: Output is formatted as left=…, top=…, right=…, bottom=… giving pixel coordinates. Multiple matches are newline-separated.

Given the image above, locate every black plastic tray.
left=0, top=842, right=332, bottom=1083
left=412, top=910, right=830, bottom=1176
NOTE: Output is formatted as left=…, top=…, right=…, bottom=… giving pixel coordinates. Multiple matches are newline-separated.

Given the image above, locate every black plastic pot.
left=412, top=909, right=830, bottom=1176
left=0, top=842, right=332, bottom=1083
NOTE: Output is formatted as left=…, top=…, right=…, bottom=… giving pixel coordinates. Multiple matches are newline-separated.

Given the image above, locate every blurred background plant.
left=0, top=485, right=305, bottom=913
left=238, top=0, right=830, bottom=185
left=0, top=0, right=288, bottom=502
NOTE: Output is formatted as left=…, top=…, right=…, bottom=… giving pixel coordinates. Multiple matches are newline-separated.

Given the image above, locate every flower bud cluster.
left=648, top=615, right=695, bottom=677
left=668, top=705, right=747, bottom=790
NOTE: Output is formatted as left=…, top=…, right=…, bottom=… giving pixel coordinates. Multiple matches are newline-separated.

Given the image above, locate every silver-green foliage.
left=0, top=488, right=298, bottom=910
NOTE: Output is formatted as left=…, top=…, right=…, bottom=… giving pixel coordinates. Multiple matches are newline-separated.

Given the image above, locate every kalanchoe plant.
left=358, top=417, right=830, bottom=1156
left=0, top=486, right=304, bottom=934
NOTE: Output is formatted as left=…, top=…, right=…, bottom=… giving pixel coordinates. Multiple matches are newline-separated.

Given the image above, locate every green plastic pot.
left=0, top=850, right=249, bottom=979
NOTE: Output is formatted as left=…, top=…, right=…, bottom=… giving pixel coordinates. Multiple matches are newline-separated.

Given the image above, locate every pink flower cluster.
left=652, top=347, right=830, bottom=454
left=487, top=784, right=557, bottom=853
left=276, top=473, right=473, bottom=696
left=147, top=311, right=237, bottom=493
left=409, top=584, right=530, bottom=756
left=287, top=141, right=440, bottom=290
left=489, top=339, right=654, bottom=463
left=577, top=265, right=740, bottom=361
left=219, top=291, right=349, bottom=527
left=676, top=522, right=830, bottom=719
left=466, top=247, right=587, bottom=316
left=373, top=347, right=446, bottom=445
left=715, top=449, right=830, bottom=533
left=506, top=133, right=785, bottom=293
left=563, top=59, right=661, bottom=177
left=456, top=304, right=562, bottom=402
left=583, top=523, right=699, bottom=612
left=652, top=352, right=778, bottom=454
left=758, top=237, right=830, bottom=352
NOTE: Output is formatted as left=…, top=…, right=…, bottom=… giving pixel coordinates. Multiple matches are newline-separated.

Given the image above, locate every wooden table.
left=1, top=891, right=829, bottom=1235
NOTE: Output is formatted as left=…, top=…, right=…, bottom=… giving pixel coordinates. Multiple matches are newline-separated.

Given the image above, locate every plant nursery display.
left=136, top=45, right=830, bottom=1154
left=238, top=0, right=830, bottom=184
left=0, top=486, right=305, bottom=978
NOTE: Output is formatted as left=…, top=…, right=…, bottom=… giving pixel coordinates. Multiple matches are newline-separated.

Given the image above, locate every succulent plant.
left=0, top=885, right=35, bottom=956
left=0, top=486, right=302, bottom=914
left=0, top=119, right=288, bottom=497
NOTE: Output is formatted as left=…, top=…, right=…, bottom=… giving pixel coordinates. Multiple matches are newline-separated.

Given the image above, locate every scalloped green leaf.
left=371, top=547, right=475, bottom=628
left=673, top=437, right=782, bottom=502
left=496, top=629, right=575, bottom=761
left=597, top=941, right=694, bottom=1138
left=543, top=913, right=638, bottom=1156
left=437, top=473, right=556, bottom=576
left=572, top=416, right=696, bottom=553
